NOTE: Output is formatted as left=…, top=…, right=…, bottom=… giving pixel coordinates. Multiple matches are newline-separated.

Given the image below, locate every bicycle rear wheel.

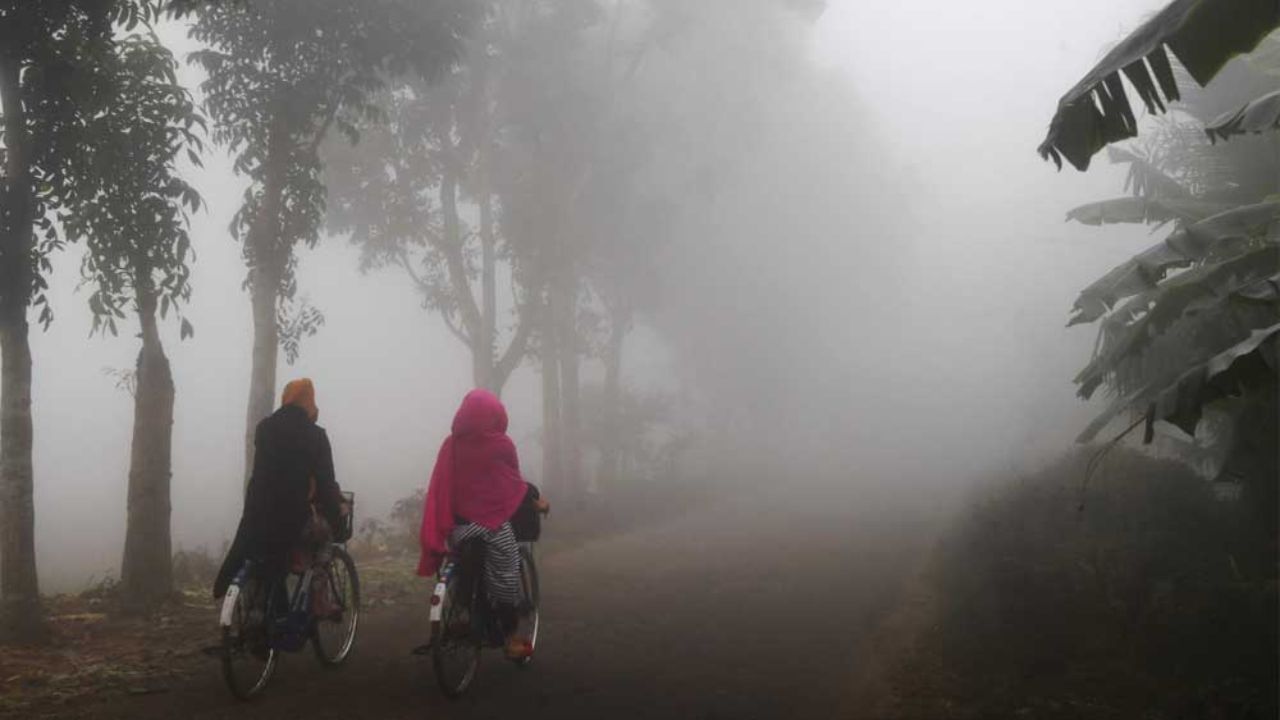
left=432, top=571, right=481, bottom=697
left=312, top=545, right=361, bottom=666
left=220, top=574, right=277, bottom=700
left=510, top=543, right=540, bottom=667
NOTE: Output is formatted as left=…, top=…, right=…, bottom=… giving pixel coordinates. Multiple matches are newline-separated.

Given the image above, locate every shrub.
left=922, top=448, right=1277, bottom=719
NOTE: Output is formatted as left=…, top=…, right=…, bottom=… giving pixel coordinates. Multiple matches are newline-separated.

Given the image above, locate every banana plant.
left=1043, top=1, right=1280, bottom=492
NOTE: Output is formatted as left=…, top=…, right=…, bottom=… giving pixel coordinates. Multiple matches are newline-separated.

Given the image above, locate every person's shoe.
left=504, top=636, right=533, bottom=660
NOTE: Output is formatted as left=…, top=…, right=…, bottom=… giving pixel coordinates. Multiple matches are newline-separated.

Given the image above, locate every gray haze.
left=32, top=0, right=1163, bottom=590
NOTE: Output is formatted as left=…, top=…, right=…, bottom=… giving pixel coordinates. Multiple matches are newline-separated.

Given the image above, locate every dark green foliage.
left=187, top=0, right=472, bottom=311
left=2, top=0, right=168, bottom=326
left=65, top=32, right=204, bottom=335
left=923, top=450, right=1277, bottom=719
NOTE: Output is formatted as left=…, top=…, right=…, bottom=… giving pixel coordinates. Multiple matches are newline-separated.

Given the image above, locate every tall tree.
left=187, top=0, right=470, bottom=479
left=325, top=30, right=533, bottom=394
left=493, top=0, right=632, bottom=498
left=0, top=0, right=162, bottom=641
left=67, top=31, right=203, bottom=612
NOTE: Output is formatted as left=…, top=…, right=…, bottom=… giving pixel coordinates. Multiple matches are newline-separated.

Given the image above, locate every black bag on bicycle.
left=511, top=483, right=542, bottom=542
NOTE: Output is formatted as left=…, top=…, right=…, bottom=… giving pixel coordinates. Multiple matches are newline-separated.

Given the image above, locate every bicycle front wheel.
left=312, top=546, right=361, bottom=666
left=220, top=575, right=277, bottom=700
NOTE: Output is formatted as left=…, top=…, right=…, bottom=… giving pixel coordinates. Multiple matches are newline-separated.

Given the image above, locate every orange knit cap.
left=281, top=378, right=319, bottom=422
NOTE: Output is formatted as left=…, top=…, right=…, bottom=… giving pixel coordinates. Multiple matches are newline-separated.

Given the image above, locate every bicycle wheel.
left=312, top=545, right=361, bottom=666
left=220, top=574, right=277, bottom=700
left=510, top=544, right=540, bottom=667
left=432, top=571, right=481, bottom=697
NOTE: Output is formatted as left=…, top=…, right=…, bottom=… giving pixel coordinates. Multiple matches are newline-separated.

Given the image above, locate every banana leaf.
left=1078, top=321, right=1280, bottom=442
left=1205, top=88, right=1280, bottom=142
left=1069, top=202, right=1280, bottom=325
left=1076, top=253, right=1280, bottom=398
left=1107, top=145, right=1191, bottom=199
left=1039, top=0, right=1280, bottom=171
left=1065, top=196, right=1230, bottom=226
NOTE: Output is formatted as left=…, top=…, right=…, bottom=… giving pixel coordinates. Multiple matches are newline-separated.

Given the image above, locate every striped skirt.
left=448, top=521, right=521, bottom=607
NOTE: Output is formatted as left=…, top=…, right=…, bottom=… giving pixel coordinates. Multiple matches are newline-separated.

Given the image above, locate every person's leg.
left=481, top=523, right=522, bottom=608
left=481, top=524, right=528, bottom=657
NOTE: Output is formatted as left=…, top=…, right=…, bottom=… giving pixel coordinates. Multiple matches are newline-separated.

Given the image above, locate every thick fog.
left=30, top=0, right=1166, bottom=590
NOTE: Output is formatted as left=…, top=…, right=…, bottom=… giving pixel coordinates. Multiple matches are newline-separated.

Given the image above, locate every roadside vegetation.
left=877, top=449, right=1277, bottom=720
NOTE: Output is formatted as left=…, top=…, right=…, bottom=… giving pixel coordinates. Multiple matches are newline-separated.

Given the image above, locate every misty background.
left=32, top=0, right=1164, bottom=590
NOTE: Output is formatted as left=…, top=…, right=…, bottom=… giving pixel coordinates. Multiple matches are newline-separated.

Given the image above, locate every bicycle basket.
left=511, top=484, right=541, bottom=542
left=334, top=491, right=354, bottom=543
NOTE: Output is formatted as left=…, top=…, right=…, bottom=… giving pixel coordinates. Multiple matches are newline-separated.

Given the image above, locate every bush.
left=918, top=448, right=1277, bottom=719
left=172, top=545, right=222, bottom=591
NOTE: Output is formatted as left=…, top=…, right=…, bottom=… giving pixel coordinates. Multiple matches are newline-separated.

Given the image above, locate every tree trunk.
left=0, top=56, right=45, bottom=643
left=437, top=162, right=491, bottom=390
left=0, top=315, right=40, bottom=642
left=474, top=50, right=500, bottom=393
left=120, top=288, right=174, bottom=613
left=597, top=302, right=630, bottom=493
left=551, top=268, right=583, bottom=502
left=479, top=186, right=498, bottom=392
left=538, top=291, right=564, bottom=496
left=243, top=115, right=289, bottom=484
left=245, top=270, right=280, bottom=485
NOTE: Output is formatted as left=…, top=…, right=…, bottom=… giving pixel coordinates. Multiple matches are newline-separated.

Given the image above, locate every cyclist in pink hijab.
left=418, top=389, right=549, bottom=657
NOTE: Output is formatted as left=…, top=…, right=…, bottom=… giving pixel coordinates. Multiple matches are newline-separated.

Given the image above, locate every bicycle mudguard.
left=219, top=584, right=240, bottom=627
left=429, top=580, right=447, bottom=622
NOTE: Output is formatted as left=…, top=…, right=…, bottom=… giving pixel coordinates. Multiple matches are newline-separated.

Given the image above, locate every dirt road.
left=44, top=486, right=934, bottom=720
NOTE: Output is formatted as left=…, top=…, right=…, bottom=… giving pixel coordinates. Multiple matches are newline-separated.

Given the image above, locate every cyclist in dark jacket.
left=214, top=379, right=346, bottom=598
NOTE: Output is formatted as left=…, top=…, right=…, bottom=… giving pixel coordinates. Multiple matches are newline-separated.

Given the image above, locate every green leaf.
left=180, top=318, right=194, bottom=340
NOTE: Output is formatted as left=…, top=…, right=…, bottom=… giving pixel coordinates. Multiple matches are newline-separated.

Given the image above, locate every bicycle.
left=218, top=493, right=361, bottom=700
left=427, top=537, right=541, bottom=697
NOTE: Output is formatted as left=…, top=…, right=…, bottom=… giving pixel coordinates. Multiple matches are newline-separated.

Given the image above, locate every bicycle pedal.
left=410, top=642, right=432, bottom=656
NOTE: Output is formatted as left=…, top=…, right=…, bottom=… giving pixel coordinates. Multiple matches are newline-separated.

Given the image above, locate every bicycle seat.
left=453, top=537, right=486, bottom=561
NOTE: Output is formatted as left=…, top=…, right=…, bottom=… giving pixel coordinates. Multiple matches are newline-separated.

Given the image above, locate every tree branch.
left=493, top=305, right=535, bottom=392
left=396, top=250, right=430, bottom=293
left=440, top=307, right=470, bottom=347
left=305, top=97, right=341, bottom=157
left=435, top=163, right=485, bottom=343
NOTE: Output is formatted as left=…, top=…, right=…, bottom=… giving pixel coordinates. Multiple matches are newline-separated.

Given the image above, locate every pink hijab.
left=417, top=389, right=528, bottom=576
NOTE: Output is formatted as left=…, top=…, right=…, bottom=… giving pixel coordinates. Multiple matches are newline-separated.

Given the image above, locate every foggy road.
left=51, top=488, right=932, bottom=720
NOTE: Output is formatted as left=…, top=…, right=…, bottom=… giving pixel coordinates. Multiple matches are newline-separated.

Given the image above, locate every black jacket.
left=214, top=405, right=341, bottom=597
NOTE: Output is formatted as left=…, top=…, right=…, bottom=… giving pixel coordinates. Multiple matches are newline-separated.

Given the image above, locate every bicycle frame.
left=430, top=542, right=536, bottom=648
left=430, top=552, right=501, bottom=646
left=219, top=553, right=329, bottom=652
